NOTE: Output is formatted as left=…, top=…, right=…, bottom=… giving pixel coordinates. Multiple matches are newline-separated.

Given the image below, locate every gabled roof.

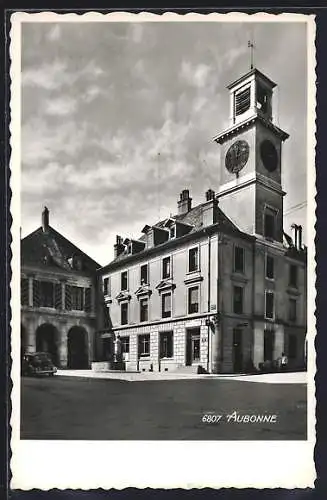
left=21, top=225, right=100, bottom=273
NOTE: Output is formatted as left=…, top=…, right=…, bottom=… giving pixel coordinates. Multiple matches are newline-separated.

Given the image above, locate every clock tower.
left=213, top=68, right=289, bottom=243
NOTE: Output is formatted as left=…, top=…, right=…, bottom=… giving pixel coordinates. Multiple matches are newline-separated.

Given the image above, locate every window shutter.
left=235, top=87, right=250, bottom=116
left=55, top=283, right=62, bottom=310
left=21, top=278, right=29, bottom=306
left=84, top=287, right=91, bottom=312
left=65, top=284, right=72, bottom=311
left=32, top=280, right=40, bottom=307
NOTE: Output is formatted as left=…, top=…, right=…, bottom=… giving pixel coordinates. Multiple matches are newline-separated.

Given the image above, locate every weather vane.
left=248, top=40, right=255, bottom=70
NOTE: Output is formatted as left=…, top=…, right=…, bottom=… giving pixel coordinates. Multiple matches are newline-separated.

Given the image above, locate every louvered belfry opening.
left=235, top=86, right=251, bottom=116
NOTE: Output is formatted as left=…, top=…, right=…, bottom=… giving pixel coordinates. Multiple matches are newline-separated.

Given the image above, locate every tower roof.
left=227, top=67, right=277, bottom=91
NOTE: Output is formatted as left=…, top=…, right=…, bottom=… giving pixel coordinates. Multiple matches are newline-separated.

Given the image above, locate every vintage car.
left=21, top=352, right=57, bottom=377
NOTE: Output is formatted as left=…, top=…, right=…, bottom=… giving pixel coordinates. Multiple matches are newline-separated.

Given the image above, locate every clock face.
left=260, top=139, right=278, bottom=172
left=225, top=140, right=249, bottom=174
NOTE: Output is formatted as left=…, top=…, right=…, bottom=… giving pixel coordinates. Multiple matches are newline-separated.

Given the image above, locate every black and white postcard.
left=9, top=11, right=316, bottom=489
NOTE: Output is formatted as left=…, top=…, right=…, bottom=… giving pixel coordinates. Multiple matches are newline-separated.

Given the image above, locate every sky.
left=21, top=20, right=308, bottom=266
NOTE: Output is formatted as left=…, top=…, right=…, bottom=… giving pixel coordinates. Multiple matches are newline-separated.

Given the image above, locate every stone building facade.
left=97, top=67, right=307, bottom=374
left=21, top=207, right=100, bottom=368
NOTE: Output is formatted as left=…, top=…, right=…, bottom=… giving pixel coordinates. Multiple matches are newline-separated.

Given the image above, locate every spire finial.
left=248, top=40, right=255, bottom=70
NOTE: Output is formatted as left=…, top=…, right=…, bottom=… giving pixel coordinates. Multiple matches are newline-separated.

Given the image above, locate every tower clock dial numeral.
left=225, top=140, right=250, bottom=174
left=260, top=139, right=278, bottom=172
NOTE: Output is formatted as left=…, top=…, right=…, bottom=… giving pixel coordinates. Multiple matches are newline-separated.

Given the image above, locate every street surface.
left=21, top=374, right=307, bottom=440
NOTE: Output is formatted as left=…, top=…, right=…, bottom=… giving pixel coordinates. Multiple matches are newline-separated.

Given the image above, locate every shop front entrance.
left=186, top=328, right=201, bottom=366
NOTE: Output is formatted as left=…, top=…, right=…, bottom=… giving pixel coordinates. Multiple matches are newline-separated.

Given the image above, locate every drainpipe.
left=217, top=234, right=223, bottom=373
left=207, top=232, right=211, bottom=373
left=252, top=239, right=256, bottom=370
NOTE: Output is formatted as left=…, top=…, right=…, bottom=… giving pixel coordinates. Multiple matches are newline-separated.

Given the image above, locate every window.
left=188, top=247, right=199, bottom=272
left=235, top=86, right=250, bottom=116
left=265, top=291, right=274, bottom=319
left=103, top=277, right=110, bottom=296
left=140, top=298, right=149, bottom=322
left=121, top=336, right=130, bottom=354
left=264, top=210, right=275, bottom=239
left=288, top=334, right=297, bottom=359
left=121, top=271, right=128, bottom=291
left=138, top=334, right=150, bottom=357
left=21, top=277, right=29, bottom=306
left=234, top=246, right=244, bottom=273
left=289, top=264, right=298, bottom=287
left=71, top=286, right=84, bottom=311
left=233, top=286, right=243, bottom=314
left=140, top=264, right=148, bottom=285
left=169, top=226, right=176, bottom=239
left=40, top=281, right=55, bottom=308
left=160, top=331, right=173, bottom=358
left=256, top=84, right=269, bottom=114
left=289, top=298, right=297, bottom=322
left=161, top=292, right=172, bottom=318
left=162, top=256, right=171, bottom=279
left=266, top=255, right=274, bottom=279
left=121, top=302, right=128, bottom=325
left=188, top=286, right=199, bottom=314
left=84, top=287, right=92, bottom=312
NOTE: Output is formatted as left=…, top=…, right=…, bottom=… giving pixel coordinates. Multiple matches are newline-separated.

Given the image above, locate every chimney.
left=298, top=225, right=303, bottom=250
left=203, top=189, right=218, bottom=226
left=114, top=235, right=125, bottom=258
left=177, top=189, right=192, bottom=215
left=42, top=206, right=49, bottom=232
left=205, top=189, right=215, bottom=201
left=291, top=223, right=299, bottom=249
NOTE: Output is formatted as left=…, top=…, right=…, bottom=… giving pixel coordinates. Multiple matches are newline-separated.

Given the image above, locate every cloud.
left=20, top=22, right=308, bottom=265
left=44, top=96, right=77, bottom=116
left=22, top=60, right=69, bottom=90
left=22, top=118, right=89, bottom=166
left=180, top=61, right=211, bottom=88
left=47, top=24, right=61, bottom=42
left=22, top=58, right=105, bottom=92
left=128, top=23, right=144, bottom=44
left=82, top=85, right=102, bottom=103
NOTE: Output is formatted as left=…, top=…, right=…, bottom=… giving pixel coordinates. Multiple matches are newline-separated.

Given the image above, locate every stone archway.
left=36, top=323, right=59, bottom=366
left=67, top=326, right=89, bottom=369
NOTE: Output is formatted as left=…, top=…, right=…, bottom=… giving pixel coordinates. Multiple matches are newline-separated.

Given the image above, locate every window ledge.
left=231, top=273, right=248, bottom=284
left=186, top=269, right=200, bottom=275
left=184, top=274, right=203, bottom=285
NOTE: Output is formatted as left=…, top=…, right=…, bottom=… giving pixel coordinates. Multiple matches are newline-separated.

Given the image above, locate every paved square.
left=21, top=375, right=307, bottom=440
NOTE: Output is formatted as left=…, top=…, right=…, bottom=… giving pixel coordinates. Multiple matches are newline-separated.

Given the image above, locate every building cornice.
left=213, top=114, right=289, bottom=145
left=98, top=223, right=255, bottom=274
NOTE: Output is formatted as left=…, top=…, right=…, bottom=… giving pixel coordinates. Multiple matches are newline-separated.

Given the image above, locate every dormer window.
left=169, top=226, right=176, bottom=239
left=68, top=254, right=83, bottom=271
left=234, top=85, right=251, bottom=116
